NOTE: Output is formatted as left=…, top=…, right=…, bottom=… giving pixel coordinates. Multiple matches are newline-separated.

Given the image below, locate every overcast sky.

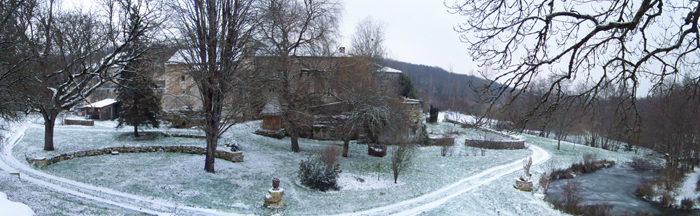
left=339, top=0, right=476, bottom=75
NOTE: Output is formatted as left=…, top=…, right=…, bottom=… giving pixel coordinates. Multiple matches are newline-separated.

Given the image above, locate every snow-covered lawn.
left=0, top=112, right=667, bottom=215
left=425, top=121, right=509, bottom=141
left=5, top=119, right=534, bottom=215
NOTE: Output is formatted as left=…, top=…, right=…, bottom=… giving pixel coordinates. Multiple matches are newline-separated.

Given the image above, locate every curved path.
left=0, top=123, right=550, bottom=216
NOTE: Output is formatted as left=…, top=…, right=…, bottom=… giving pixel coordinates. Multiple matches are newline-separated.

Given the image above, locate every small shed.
left=260, top=98, right=282, bottom=131
left=79, top=98, right=119, bottom=120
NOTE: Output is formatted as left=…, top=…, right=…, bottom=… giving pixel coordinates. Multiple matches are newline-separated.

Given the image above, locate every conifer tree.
left=116, top=52, right=161, bottom=137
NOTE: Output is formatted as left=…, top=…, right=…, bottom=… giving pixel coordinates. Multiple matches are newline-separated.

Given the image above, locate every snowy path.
left=333, top=144, right=550, bottom=216
left=1, top=123, right=550, bottom=215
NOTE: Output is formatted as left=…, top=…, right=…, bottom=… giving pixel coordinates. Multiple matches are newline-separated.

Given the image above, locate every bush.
left=582, top=153, right=597, bottom=165
left=580, top=204, right=613, bottom=216
left=298, top=155, right=341, bottom=191
left=659, top=191, right=675, bottom=207
left=636, top=178, right=656, bottom=200
left=628, top=157, right=656, bottom=172
left=681, top=197, right=695, bottom=210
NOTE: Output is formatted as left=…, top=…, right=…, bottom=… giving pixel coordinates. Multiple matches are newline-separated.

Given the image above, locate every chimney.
left=338, top=47, right=345, bottom=54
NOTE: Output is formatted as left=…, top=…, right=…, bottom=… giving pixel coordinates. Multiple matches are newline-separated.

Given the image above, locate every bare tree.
left=255, top=0, right=342, bottom=152
left=391, top=144, right=414, bottom=184
left=349, top=16, right=386, bottom=63
left=449, top=0, right=700, bottom=125
left=172, top=0, right=258, bottom=173
left=19, top=0, right=160, bottom=151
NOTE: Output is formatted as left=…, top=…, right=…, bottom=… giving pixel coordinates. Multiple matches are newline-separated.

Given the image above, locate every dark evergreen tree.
left=398, top=73, right=417, bottom=99
left=428, top=105, right=439, bottom=123
left=116, top=59, right=161, bottom=137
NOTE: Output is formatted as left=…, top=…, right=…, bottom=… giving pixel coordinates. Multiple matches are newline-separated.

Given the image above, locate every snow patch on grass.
left=675, top=167, right=700, bottom=209
left=337, top=173, right=401, bottom=191
left=0, top=191, right=34, bottom=216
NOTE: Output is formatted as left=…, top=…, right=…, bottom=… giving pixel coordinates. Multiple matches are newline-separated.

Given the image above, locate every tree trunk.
left=557, top=139, right=561, bottom=150
left=42, top=110, right=59, bottom=151
left=291, top=132, right=300, bottom=152
left=133, top=125, right=140, bottom=137
left=204, top=134, right=217, bottom=173
left=342, top=138, right=350, bottom=157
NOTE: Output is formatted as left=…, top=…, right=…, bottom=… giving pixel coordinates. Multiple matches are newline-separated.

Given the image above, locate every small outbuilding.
left=260, top=98, right=282, bottom=131
left=78, top=98, right=119, bottom=120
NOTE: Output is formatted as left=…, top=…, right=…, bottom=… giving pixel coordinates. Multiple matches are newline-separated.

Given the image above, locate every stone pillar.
left=263, top=178, right=284, bottom=209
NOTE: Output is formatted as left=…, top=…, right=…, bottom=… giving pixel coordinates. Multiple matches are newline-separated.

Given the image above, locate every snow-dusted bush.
left=391, top=144, right=415, bottom=184
left=298, top=155, right=341, bottom=191
left=582, top=153, right=597, bottom=165
left=659, top=191, right=676, bottom=207
left=681, top=198, right=694, bottom=210
left=636, top=178, right=656, bottom=200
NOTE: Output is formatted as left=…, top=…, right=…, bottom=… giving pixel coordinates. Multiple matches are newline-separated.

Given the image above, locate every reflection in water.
left=547, top=164, right=700, bottom=216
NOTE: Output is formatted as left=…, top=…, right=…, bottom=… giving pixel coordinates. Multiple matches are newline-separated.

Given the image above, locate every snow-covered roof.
left=378, top=66, right=402, bottom=73
left=83, top=98, right=117, bottom=109
left=167, top=49, right=196, bottom=64
left=260, top=98, right=282, bottom=116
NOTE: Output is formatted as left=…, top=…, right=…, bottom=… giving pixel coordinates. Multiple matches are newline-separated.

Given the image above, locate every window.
left=181, top=90, right=186, bottom=95
left=181, top=75, right=186, bottom=82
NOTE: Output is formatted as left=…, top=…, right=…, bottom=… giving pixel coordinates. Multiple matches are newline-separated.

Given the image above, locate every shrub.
left=636, top=177, right=656, bottom=200
left=551, top=180, right=583, bottom=215
left=538, top=172, right=550, bottom=193
left=582, top=153, right=597, bottom=165
left=391, top=144, right=415, bottom=184
left=441, top=146, right=450, bottom=157
left=298, top=155, right=341, bottom=191
left=659, top=191, right=675, bottom=207
left=580, top=204, right=613, bottom=216
left=681, top=197, right=694, bottom=210
left=629, top=157, right=655, bottom=172
left=318, top=145, right=339, bottom=168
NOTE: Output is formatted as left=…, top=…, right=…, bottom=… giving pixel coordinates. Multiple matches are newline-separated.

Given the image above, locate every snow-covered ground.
left=675, top=167, right=700, bottom=208
left=0, top=191, right=34, bottom=216
left=0, top=112, right=669, bottom=215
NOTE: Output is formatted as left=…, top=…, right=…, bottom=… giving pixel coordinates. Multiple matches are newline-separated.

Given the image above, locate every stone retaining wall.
left=26, top=145, right=243, bottom=167
left=160, top=132, right=206, bottom=139
left=64, top=119, right=94, bottom=126
left=464, top=139, right=525, bottom=149
left=425, top=137, right=455, bottom=146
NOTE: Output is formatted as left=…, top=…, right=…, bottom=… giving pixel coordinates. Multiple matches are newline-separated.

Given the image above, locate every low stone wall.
left=465, top=139, right=525, bottom=150
left=26, top=145, right=243, bottom=167
left=426, top=137, right=455, bottom=146
left=160, top=132, right=206, bottom=139
left=64, top=119, right=94, bottom=126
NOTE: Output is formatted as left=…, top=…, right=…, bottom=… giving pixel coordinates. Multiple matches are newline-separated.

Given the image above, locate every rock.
left=515, top=179, right=533, bottom=192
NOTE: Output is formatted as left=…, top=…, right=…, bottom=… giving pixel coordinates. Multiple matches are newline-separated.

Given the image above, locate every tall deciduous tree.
left=20, top=0, right=159, bottom=151
left=173, top=0, right=258, bottom=173
left=255, top=0, right=342, bottom=152
left=350, top=16, right=386, bottom=63
left=449, top=0, right=700, bottom=124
